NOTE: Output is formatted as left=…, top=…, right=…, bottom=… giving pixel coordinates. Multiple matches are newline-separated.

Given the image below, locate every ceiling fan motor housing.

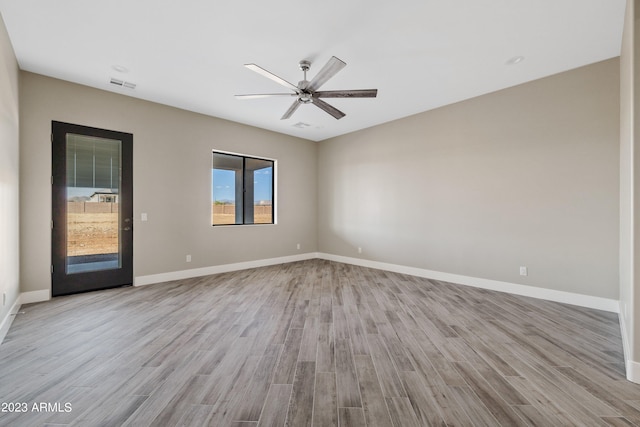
left=298, top=79, right=312, bottom=103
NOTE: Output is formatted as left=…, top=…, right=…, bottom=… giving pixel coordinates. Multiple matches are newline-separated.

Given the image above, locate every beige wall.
left=319, top=59, right=620, bottom=299
left=620, top=0, right=640, bottom=377
left=19, top=72, right=317, bottom=292
left=0, top=14, right=20, bottom=324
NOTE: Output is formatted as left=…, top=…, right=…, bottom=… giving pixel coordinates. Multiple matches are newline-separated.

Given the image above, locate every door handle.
left=124, top=226, right=132, bottom=231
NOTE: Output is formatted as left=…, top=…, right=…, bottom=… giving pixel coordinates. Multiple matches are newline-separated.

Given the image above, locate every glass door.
left=52, top=121, right=133, bottom=296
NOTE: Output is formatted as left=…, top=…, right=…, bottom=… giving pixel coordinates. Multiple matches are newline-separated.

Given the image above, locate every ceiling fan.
left=235, top=56, right=377, bottom=120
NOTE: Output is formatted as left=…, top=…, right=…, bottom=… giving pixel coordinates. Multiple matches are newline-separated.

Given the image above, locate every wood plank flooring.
left=0, top=259, right=638, bottom=426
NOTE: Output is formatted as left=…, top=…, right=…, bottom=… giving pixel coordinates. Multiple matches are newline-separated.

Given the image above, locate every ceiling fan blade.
left=306, top=56, right=346, bottom=92
left=314, top=89, right=378, bottom=98
left=312, top=98, right=346, bottom=120
left=281, top=100, right=301, bottom=120
left=244, top=64, right=299, bottom=92
left=235, top=93, right=296, bottom=100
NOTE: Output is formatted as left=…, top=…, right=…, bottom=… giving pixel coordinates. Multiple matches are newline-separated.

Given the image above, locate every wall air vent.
left=110, top=77, right=136, bottom=89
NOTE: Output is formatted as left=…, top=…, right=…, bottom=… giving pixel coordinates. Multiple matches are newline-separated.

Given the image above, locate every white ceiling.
left=0, top=0, right=627, bottom=141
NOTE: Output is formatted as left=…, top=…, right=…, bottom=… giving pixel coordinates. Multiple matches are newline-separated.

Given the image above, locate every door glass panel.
left=65, top=134, right=122, bottom=274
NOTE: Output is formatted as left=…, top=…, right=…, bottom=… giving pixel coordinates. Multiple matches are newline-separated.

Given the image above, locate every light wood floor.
left=0, top=259, right=638, bottom=426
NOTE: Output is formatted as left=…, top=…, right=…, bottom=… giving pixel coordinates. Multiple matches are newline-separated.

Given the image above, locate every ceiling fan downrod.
left=298, top=60, right=312, bottom=103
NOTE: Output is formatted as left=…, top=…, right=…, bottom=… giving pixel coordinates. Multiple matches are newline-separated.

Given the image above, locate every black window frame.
left=212, top=150, right=275, bottom=226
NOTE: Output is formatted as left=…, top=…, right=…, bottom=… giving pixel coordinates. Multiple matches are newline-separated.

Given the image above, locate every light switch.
left=141, top=213, right=148, bottom=222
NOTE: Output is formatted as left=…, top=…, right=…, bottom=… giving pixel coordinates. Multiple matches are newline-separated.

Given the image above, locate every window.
left=212, top=151, right=275, bottom=225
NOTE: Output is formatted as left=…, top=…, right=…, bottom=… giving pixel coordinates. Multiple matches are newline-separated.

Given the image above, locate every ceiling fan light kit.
left=235, top=56, right=378, bottom=121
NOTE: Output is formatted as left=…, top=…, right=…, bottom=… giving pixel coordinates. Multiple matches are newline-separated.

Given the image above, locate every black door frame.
left=51, top=121, right=133, bottom=297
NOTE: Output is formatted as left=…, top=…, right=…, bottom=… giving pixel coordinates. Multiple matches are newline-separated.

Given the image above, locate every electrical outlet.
left=186, top=254, right=192, bottom=262
left=358, top=247, right=362, bottom=254
left=296, top=243, right=300, bottom=250
left=519, top=266, right=528, bottom=276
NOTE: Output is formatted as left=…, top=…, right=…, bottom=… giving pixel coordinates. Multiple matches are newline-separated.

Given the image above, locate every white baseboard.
left=627, top=358, right=640, bottom=383
left=0, top=296, right=21, bottom=345
left=317, top=253, right=619, bottom=313
left=20, top=289, right=50, bottom=305
left=619, top=308, right=640, bottom=384
left=17, top=253, right=617, bottom=314
left=136, top=251, right=618, bottom=313
left=0, top=290, right=50, bottom=346
left=134, top=252, right=319, bottom=287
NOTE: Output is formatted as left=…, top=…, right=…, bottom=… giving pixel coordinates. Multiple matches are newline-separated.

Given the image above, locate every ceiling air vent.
left=110, top=77, right=136, bottom=89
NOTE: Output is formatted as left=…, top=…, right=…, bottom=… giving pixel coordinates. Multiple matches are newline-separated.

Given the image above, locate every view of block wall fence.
left=68, top=201, right=118, bottom=213
left=68, top=202, right=272, bottom=216
left=212, top=203, right=273, bottom=224
left=212, top=204, right=272, bottom=215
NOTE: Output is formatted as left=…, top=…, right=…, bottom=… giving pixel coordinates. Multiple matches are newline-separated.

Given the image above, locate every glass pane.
left=66, top=134, right=122, bottom=274
left=251, top=164, right=273, bottom=224
left=212, top=169, right=238, bottom=224
left=212, top=153, right=243, bottom=225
